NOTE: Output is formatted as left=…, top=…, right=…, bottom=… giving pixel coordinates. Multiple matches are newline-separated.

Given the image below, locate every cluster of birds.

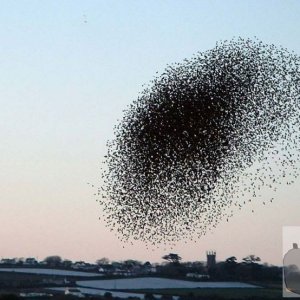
left=98, top=38, right=300, bottom=245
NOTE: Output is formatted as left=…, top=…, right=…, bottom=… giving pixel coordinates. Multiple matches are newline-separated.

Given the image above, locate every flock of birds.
left=96, top=38, right=300, bottom=245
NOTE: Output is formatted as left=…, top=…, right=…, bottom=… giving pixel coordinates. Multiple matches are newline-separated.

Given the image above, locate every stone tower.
left=206, top=250, right=216, bottom=270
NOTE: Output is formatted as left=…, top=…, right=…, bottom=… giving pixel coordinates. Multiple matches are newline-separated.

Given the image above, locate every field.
left=74, top=278, right=286, bottom=299
left=0, top=270, right=285, bottom=299
left=125, top=287, right=283, bottom=299
left=76, top=277, right=259, bottom=289
left=49, top=287, right=148, bottom=299
left=123, top=281, right=284, bottom=299
left=0, top=268, right=100, bottom=277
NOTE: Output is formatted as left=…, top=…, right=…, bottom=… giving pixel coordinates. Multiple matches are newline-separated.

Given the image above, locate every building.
left=206, top=251, right=216, bottom=270
left=24, top=258, right=38, bottom=265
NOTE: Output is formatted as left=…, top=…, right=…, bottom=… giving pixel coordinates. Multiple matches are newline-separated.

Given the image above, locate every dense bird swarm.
left=97, top=38, right=300, bottom=245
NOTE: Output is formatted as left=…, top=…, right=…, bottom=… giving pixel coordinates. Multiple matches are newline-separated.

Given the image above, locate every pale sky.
left=1, top=0, right=300, bottom=266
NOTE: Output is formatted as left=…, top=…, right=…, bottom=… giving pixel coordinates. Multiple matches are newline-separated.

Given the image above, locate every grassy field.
left=0, top=271, right=288, bottom=299
left=124, top=286, right=284, bottom=299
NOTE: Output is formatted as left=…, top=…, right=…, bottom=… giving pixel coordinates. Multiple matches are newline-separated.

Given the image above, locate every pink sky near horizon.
left=1, top=160, right=300, bottom=266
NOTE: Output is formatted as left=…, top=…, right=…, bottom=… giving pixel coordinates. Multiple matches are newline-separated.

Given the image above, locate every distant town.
left=0, top=251, right=284, bottom=300
left=0, top=251, right=280, bottom=279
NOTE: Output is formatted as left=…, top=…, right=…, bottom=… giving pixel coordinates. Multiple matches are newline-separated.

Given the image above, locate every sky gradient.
left=1, top=0, right=300, bottom=265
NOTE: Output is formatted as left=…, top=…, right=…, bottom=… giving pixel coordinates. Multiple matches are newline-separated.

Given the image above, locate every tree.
left=242, top=255, right=261, bottom=264
left=43, top=256, right=62, bottom=267
left=241, top=255, right=262, bottom=281
left=62, top=259, right=72, bottom=268
left=224, top=256, right=238, bottom=279
left=225, top=256, right=237, bottom=264
left=16, top=258, right=24, bottom=266
left=123, top=259, right=141, bottom=267
left=96, top=257, right=109, bottom=265
left=161, top=254, right=185, bottom=278
left=162, top=253, right=182, bottom=264
left=103, top=292, right=113, bottom=300
left=144, top=293, right=155, bottom=300
left=144, top=261, right=152, bottom=268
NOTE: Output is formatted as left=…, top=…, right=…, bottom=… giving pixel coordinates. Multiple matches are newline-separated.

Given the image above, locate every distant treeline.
left=0, top=253, right=282, bottom=282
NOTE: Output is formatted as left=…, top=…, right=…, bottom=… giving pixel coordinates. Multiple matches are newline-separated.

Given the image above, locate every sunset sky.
left=1, top=0, right=300, bottom=266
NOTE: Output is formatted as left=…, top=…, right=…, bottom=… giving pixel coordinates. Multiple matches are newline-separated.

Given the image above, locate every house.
left=65, top=288, right=85, bottom=298
left=98, top=264, right=115, bottom=275
left=72, top=261, right=87, bottom=270
left=113, top=268, right=132, bottom=277
left=72, top=261, right=97, bottom=271
left=24, top=258, right=38, bottom=265
left=0, top=258, right=17, bottom=265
